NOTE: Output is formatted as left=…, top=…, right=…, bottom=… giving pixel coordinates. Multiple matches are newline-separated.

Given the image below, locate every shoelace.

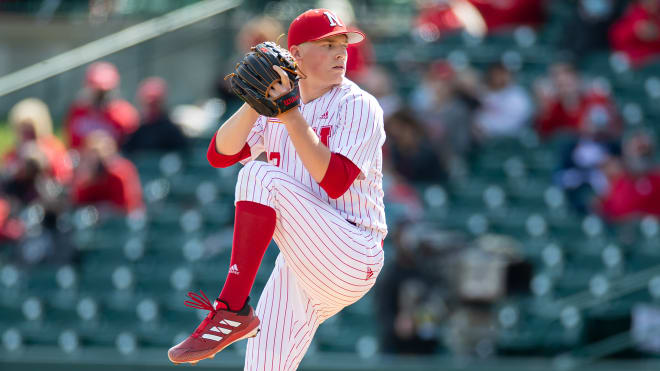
left=184, top=290, right=217, bottom=338
left=184, top=290, right=214, bottom=311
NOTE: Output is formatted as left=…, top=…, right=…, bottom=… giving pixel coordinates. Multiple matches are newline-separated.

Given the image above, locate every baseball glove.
left=226, top=41, right=300, bottom=117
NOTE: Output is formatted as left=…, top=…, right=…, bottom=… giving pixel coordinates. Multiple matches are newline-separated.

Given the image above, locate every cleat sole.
left=169, top=326, right=260, bottom=365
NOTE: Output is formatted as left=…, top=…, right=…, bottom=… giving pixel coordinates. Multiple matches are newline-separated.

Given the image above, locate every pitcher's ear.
left=290, top=45, right=302, bottom=60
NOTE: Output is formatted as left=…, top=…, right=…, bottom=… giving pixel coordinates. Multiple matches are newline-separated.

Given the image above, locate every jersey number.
left=268, top=126, right=331, bottom=168
left=318, top=126, right=332, bottom=147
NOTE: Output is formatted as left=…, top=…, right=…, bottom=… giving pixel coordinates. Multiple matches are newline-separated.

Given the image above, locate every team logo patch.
left=323, top=11, right=343, bottom=27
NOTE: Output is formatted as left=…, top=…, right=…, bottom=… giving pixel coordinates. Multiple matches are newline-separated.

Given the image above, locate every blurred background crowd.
left=2, top=0, right=660, bottom=369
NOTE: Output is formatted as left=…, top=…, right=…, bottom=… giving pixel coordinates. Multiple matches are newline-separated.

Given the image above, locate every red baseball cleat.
left=168, top=290, right=260, bottom=365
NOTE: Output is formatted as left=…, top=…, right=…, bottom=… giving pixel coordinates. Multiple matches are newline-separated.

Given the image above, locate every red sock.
left=218, top=201, right=276, bottom=311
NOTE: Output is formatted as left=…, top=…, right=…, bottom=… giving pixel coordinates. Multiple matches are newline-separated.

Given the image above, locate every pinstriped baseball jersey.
left=237, top=161, right=384, bottom=370
left=239, top=78, right=387, bottom=241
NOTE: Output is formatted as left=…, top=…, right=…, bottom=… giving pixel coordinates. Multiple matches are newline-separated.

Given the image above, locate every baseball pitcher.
left=168, top=9, right=387, bottom=370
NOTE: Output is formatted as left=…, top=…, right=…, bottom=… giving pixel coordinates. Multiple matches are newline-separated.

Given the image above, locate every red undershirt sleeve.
left=319, top=152, right=362, bottom=199
left=207, top=134, right=252, bottom=168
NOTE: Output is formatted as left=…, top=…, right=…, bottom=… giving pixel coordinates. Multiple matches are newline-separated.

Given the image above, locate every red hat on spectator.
left=287, top=9, right=364, bottom=48
left=429, top=60, right=455, bottom=80
left=86, top=61, right=119, bottom=91
left=138, top=77, right=167, bottom=104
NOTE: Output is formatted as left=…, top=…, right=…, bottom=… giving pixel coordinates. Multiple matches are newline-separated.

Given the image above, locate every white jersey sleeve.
left=329, top=92, right=385, bottom=176
left=239, top=115, right=267, bottom=165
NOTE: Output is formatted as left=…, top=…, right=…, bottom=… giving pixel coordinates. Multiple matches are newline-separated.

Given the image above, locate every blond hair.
left=237, top=16, right=284, bottom=51
left=8, top=98, right=54, bottom=139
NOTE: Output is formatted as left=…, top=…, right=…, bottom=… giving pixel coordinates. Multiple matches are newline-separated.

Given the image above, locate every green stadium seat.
left=18, top=321, right=62, bottom=346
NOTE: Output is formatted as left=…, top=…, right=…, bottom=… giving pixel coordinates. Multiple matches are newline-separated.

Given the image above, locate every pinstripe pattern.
left=238, top=78, right=387, bottom=242
left=236, top=78, right=386, bottom=370
left=239, top=163, right=384, bottom=371
left=245, top=255, right=320, bottom=371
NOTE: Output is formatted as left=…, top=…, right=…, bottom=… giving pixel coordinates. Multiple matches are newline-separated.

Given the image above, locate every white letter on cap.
left=323, top=11, right=343, bottom=27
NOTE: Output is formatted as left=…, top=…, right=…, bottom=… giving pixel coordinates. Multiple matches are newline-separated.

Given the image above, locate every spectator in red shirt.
left=415, top=0, right=545, bottom=41
left=72, top=131, right=144, bottom=214
left=3, top=98, right=73, bottom=185
left=65, top=61, right=139, bottom=149
left=534, top=62, right=619, bottom=138
left=415, top=0, right=463, bottom=41
left=469, top=0, right=545, bottom=31
left=610, top=0, right=660, bottom=67
left=598, top=130, right=660, bottom=221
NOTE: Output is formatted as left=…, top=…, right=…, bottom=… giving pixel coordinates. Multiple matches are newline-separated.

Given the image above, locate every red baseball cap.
left=287, top=9, right=365, bottom=49
left=86, top=61, right=119, bottom=91
left=138, top=77, right=167, bottom=103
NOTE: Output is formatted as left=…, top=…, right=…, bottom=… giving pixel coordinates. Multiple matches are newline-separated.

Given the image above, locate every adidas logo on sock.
left=229, top=264, right=240, bottom=275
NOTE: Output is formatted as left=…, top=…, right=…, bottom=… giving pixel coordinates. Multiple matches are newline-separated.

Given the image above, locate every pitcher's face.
left=294, top=34, right=349, bottom=86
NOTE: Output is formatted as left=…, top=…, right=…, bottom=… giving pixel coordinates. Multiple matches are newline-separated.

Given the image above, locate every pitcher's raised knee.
left=235, top=161, right=283, bottom=206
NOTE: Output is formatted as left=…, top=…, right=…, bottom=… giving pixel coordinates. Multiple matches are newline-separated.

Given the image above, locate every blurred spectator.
left=382, top=169, right=425, bottom=225
left=446, top=234, right=530, bottom=356
left=3, top=98, right=72, bottom=185
left=534, top=62, right=618, bottom=138
left=376, top=222, right=462, bottom=354
left=358, top=65, right=402, bottom=119
left=2, top=99, right=71, bottom=246
left=415, top=0, right=463, bottom=41
left=415, top=0, right=545, bottom=41
left=610, top=0, right=660, bottom=67
left=1, top=101, right=74, bottom=264
left=556, top=137, right=621, bottom=216
left=216, top=16, right=284, bottom=115
left=65, top=61, right=139, bottom=149
left=410, top=61, right=480, bottom=173
left=123, top=77, right=187, bottom=154
left=468, top=0, right=545, bottom=31
left=555, top=102, right=621, bottom=215
left=2, top=142, right=51, bottom=205
left=236, top=15, right=284, bottom=53
left=473, top=62, right=533, bottom=139
left=562, top=0, right=627, bottom=54
left=72, top=131, right=144, bottom=214
left=346, top=29, right=374, bottom=82
left=598, top=130, right=660, bottom=221
left=385, top=109, right=448, bottom=183
left=1, top=161, right=75, bottom=265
